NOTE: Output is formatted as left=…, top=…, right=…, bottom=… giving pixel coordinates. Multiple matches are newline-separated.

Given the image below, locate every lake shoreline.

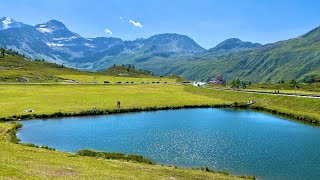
left=16, top=107, right=320, bottom=179
left=2, top=102, right=319, bottom=126
left=7, top=119, right=256, bottom=180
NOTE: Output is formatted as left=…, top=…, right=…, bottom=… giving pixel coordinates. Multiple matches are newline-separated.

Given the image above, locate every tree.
left=290, top=79, right=299, bottom=88
left=231, top=79, right=239, bottom=88
left=0, top=48, right=5, bottom=58
left=236, top=78, right=241, bottom=85
left=242, top=82, right=247, bottom=89
left=303, top=75, right=319, bottom=83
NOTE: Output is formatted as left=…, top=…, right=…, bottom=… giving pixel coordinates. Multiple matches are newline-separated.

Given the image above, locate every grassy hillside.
left=100, top=65, right=155, bottom=77
left=89, top=27, right=320, bottom=83
left=150, top=28, right=320, bottom=82
left=0, top=52, right=178, bottom=84
left=0, top=51, right=79, bottom=82
left=192, top=28, right=320, bottom=82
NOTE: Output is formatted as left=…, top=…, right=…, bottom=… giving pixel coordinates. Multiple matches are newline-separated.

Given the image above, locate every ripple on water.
left=17, top=108, right=320, bottom=180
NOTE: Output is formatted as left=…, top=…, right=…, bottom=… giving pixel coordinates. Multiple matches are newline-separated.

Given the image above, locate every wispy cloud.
left=129, top=19, right=143, bottom=28
left=120, top=16, right=123, bottom=20
left=105, top=28, right=113, bottom=35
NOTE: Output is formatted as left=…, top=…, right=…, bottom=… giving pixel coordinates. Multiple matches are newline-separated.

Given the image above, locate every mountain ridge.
left=209, top=38, right=262, bottom=53
left=0, top=16, right=318, bottom=82
left=0, top=17, right=213, bottom=65
left=0, top=17, right=26, bottom=30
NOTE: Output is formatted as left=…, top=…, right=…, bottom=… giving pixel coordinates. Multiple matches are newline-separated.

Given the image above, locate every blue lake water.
left=17, top=108, right=320, bottom=179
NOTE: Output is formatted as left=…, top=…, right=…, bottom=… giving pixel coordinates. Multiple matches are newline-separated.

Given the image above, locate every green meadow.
left=0, top=84, right=228, bottom=118
left=0, top=53, right=319, bottom=179
left=0, top=83, right=257, bottom=180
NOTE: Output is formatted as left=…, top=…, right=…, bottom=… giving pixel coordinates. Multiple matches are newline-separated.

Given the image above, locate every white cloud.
left=105, top=28, right=113, bottom=35
left=129, top=19, right=143, bottom=28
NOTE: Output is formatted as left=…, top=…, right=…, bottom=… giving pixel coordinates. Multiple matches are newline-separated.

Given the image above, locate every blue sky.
left=1, top=0, right=320, bottom=48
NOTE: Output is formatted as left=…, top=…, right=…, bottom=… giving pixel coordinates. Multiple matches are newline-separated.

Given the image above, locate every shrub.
left=76, top=149, right=155, bottom=164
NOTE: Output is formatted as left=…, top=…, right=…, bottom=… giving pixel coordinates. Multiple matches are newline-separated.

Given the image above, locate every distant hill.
left=142, top=33, right=206, bottom=54
left=163, top=26, right=320, bottom=82
left=208, top=38, right=261, bottom=54
left=0, top=49, right=80, bottom=82
left=0, top=48, right=88, bottom=83
left=0, top=49, right=180, bottom=83
left=99, top=65, right=154, bottom=77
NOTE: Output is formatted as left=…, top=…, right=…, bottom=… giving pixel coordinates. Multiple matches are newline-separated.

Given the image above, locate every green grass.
left=0, top=137, right=252, bottom=179
left=246, top=82, right=320, bottom=93
left=0, top=54, right=178, bottom=84
left=99, top=65, right=155, bottom=77
left=76, top=149, right=155, bottom=165
left=55, top=74, right=176, bottom=84
left=0, top=84, right=228, bottom=119
left=185, top=85, right=320, bottom=124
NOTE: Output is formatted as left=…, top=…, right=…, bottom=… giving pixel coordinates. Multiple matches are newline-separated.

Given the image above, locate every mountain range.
left=0, top=17, right=26, bottom=30
left=0, top=17, right=319, bottom=82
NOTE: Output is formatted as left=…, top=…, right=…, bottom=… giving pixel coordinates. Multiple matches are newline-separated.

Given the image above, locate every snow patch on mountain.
left=53, top=36, right=79, bottom=41
left=84, top=43, right=94, bottom=48
left=46, top=42, right=64, bottom=47
left=2, top=17, right=13, bottom=29
left=37, top=27, right=53, bottom=33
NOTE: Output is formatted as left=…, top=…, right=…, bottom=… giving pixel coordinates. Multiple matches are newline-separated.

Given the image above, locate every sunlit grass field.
left=0, top=84, right=228, bottom=118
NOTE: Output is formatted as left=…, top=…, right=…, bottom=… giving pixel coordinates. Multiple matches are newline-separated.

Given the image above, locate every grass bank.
left=185, top=85, right=320, bottom=124
left=0, top=84, right=230, bottom=119
left=0, top=122, right=254, bottom=179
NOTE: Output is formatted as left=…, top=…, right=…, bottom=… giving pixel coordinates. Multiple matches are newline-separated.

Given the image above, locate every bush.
left=7, top=122, right=23, bottom=143
left=76, top=149, right=155, bottom=164
left=22, top=143, right=56, bottom=150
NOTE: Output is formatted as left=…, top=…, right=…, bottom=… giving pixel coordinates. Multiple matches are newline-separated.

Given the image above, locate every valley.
left=1, top=3, right=320, bottom=179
